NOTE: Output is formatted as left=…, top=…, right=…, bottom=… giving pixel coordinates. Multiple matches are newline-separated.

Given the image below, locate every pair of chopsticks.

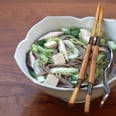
left=68, top=4, right=104, bottom=113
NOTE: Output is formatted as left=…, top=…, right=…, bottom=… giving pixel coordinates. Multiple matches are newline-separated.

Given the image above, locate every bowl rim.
left=14, top=16, right=116, bottom=91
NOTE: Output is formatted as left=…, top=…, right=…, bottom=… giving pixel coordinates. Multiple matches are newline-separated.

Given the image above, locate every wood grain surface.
left=0, top=0, right=116, bottom=116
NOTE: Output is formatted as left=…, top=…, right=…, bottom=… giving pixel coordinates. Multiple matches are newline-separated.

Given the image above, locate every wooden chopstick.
left=91, top=3, right=101, bottom=37
left=68, top=3, right=101, bottom=105
left=84, top=6, right=103, bottom=113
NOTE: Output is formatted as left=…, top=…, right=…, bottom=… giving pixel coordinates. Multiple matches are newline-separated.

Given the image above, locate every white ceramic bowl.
left=14, top=16, right=116, bottom=103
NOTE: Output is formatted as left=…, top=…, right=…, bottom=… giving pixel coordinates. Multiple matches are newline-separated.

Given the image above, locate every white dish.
left=14, top=16, right=116, bottom=103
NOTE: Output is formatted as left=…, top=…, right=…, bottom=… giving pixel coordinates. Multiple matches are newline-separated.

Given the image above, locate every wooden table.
left=0, top=0, right=116, bottom=116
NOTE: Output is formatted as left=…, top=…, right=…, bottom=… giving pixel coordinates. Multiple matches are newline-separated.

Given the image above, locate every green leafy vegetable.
left=70, top=27, right=80, bottom=38
left=108, top=40, right=116, bottom=50
left=39, top=54, right=49, bottom=64
left=70, top=37, right=87, bottom=46
left=61, top=27, right=70, bottom=35
left=31, top=44, right=38, bottom=53
left=97, top=53, right=106, bottom=65
left=70, top=74, right=78, bottom=85
left=95, top=67, right=104, bottom=79
left=100, top=38, right=107, bottom=45
left=36, top=39, right=47, bottom=47
left=28, top=69, right=37, bottom=78
left=47, top=37, right=60, bottom=42
left=37, top=45, right=54, bottom=56
left=61, top=27, right=80, bottom=38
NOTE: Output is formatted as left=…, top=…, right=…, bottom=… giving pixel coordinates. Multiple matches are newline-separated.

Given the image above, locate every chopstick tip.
left=68, top=87, right=80, bottom=106
left=84, top=94, right=91, bottom=113
left=68, top=98, right=75, bottom=106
